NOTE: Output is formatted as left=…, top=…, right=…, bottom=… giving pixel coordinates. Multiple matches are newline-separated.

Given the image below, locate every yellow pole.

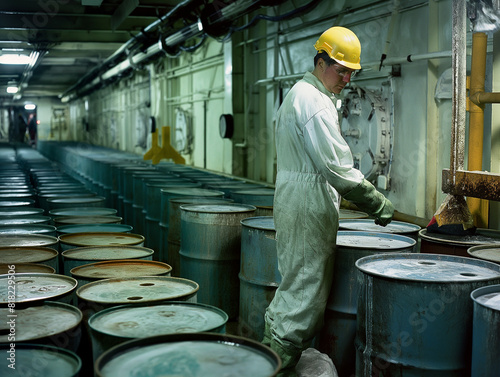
left=468, top=32, right=489, bottom=227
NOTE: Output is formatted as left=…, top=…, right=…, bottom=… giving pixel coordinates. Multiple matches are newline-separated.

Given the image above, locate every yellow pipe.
left=468, top=32, right=489, bottom=228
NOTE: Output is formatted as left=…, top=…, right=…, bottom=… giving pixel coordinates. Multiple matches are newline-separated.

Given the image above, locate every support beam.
left=442, top=169, right=500, bottom=201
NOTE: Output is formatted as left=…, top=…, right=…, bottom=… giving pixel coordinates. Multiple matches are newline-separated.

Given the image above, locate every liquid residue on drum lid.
left=77, top=277, right=199, bottom=305
left=100, top=341, right=276, bottom=377
left=71, top=260, right=171, bottom=279
left=0, top=302, right=82, bottom=342
left=0, top=344, right=81, bottom=377
left=357, top=255, right=500, bottom=282
left=336, top=232, right=415, bottom=249
left=90, top=303, right=227, bottom=338
left=0, top=273, right=77, bottom=304
left=62, top=246, right=153, bottom=261
left=60, top=233, right=144, bottom=246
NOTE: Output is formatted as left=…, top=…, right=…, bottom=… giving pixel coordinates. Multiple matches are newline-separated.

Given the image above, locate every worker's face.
left=318, top=60, right=355, bottom=94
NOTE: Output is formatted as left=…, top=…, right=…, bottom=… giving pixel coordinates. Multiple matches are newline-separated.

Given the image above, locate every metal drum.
left=470, top=284, right=500, bottom=377
left=159, top=188, right=225, bottom=263
left=0, top=246, right=59, bottom=273
left=167, top=197, right=233, bottom=277
left=61, top=245, right=154, bottom=276
left=49, top=207, right=118, bottom=218
left=179, top=203, right=256, bottom=319
left=70, top=259, right=172, bottom=286
left=468, top=244, right=500, bottom=264
left=0, top=262, right=55, bottom=274
left=239, top=216, right=279, bottom=341
left=76, top=276, right=199, bottom=319
left=0, top=343, right=81, bottom=377
left=53, top=215, right=123, bottom=227
left=0, top=301, right=82, bottom=352
left=339, top=208, right=369, bottom=219
left=0, top=273, right=78, bottom=306
left=339, top=219, right=421, bottom=251
left=206, top=182, right=265, bottom=198
left=88, top=302, right=228, bottom=362
left=59, top=232, right=145, bottom=253
left=57, top=223, right=133, bottom=235
left=0, top=224, right=57, bottom=237
left=47, top=196, right=106, bottom=211
left=144, top=180, right=201, bottom=256
left=355, top=254, right=500, bottom=376
left=317, top=231, right=416, bottom=376
left=94, top=332, right=281, bottom=377
left=419, top=228, right=500, bottom=257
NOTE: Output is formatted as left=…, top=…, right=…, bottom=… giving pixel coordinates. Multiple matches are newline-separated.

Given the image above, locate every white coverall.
left=265, top=71, right=365, bottom=359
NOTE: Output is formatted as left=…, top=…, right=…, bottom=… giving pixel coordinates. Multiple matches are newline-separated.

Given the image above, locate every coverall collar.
left=302, top=71, right=336, bottom=100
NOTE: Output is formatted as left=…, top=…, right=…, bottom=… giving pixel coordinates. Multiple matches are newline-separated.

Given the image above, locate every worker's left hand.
left=374, top=198, right=394, bottom=227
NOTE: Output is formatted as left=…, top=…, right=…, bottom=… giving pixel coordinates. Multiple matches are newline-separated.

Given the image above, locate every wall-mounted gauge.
left=219, top=114, right=234, bottom=139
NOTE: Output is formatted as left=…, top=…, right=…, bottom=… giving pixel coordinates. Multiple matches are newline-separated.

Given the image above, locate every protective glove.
left=342, top=179, right=394, bottom=226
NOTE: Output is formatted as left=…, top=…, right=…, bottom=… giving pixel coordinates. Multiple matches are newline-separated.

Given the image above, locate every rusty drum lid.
left=356, top=253, right=500, bottom=282
left=0, top=263, right=55, bottom=274
left=76, top=276, right=199, bottom=305
left=339, top=219, right=420, bottom=235
left=0, top=343, right=81, bottom=376
left=0, top=234, right=58, bottom=248
left=62, top=246, right=154, bottom=262
left=70, top=260, right=172, bottom=281
left=0, top=246, right=58, bottom=264
left=0, top=273, right=77, bottom=306
left=59, top=232, right=145, bottom=247
left=471, top=284, right=500, bottom=311
left=0, top=301, right=82, bottom=342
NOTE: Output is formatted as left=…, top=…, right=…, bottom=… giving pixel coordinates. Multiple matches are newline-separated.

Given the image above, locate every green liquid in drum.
left=101, top=341, right=276, bottom=377
left=1, top=348, right=79, bottom=377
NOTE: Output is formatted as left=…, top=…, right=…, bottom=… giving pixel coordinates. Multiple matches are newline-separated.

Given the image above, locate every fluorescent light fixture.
left=0, top=54, right=32, bottom=65
left=6, top=86, right=19, bottom=94
left=24, top=104, right=36, bottom=110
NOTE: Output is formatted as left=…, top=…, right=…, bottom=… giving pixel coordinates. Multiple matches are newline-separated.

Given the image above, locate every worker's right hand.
left=374, top=198, right=394, bottom=227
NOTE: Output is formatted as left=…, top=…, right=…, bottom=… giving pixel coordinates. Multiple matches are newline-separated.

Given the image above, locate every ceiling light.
left=0, top=54, right=32, bottom=65
left=6, top=86, right=19, bottom=94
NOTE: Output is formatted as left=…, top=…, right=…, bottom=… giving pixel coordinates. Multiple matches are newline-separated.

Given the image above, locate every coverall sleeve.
left=303, top=108, right=364, bottom=195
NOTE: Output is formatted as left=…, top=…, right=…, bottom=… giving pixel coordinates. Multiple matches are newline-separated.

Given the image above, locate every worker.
left=263, top=26, right=394, bottom=375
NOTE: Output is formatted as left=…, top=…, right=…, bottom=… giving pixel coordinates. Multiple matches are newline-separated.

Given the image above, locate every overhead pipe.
left=60, top=0, right=269, bottom=102
left=59, top=0, right=199, bottom=100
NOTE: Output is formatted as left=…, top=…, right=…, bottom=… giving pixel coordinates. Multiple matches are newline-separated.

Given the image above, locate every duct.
left=59, top=0, right=198, bottom=100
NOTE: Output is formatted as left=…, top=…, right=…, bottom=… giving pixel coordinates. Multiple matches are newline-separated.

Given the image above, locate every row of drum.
left=2, top=143, right=500, bottom=376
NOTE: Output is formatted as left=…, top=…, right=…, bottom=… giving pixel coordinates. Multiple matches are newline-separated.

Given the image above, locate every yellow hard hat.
left=314, top=26, right=361, bottom=70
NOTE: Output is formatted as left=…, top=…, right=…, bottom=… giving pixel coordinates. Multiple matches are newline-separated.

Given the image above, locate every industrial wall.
left=43, top=0, right=498, bottom=223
